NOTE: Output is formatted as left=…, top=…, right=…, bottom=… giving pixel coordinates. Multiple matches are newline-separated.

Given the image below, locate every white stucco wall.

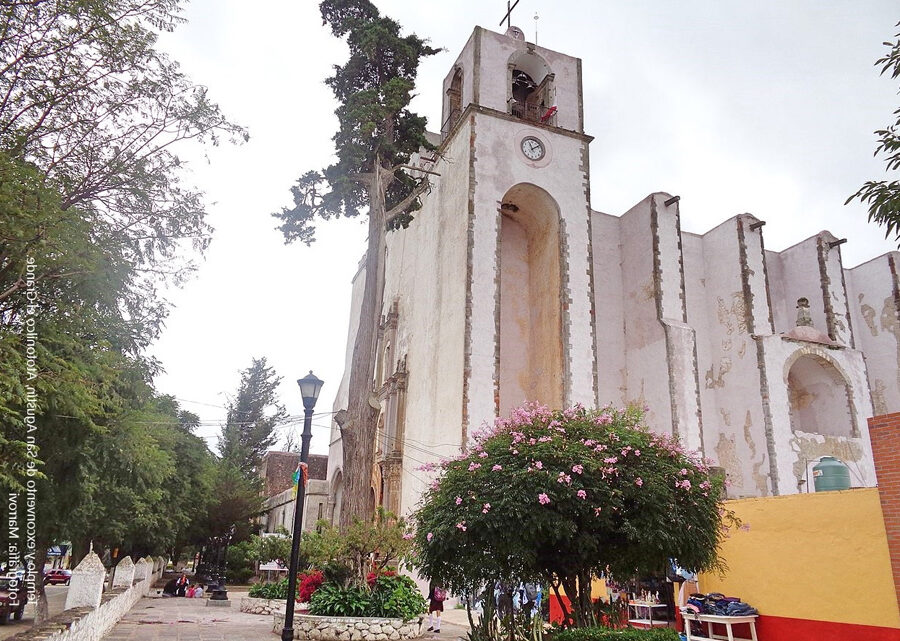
left=696, top=216, right=772, bottom=497
left=592, top=211, right=626, bottom=408
left=618, top=195, right=672, bottom=433
left=845, top=252, right=900, bottom=415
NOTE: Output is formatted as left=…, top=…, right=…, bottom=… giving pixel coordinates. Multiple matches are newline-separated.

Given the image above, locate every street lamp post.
left=281, top=371, right=324, bottom=641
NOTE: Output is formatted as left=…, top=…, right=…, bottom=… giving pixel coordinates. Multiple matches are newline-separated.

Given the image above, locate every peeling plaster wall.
left=846, top=253, right=900, bottom=415
left=591, top=212, right=626, bottom=408
left=772, top=235, right=830, bottom=335
left=697, top=217, right=771, bottom=497
left=682, top=232, right=713, bottom=450
left=619, top=195, right=672, bottom=433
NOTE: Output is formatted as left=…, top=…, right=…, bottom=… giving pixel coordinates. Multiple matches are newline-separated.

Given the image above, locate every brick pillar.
left=868, top=412, right=900, bottom=612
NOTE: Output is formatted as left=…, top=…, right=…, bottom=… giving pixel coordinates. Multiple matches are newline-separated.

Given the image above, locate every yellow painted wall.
left=699, top=488, right=899, bottom=629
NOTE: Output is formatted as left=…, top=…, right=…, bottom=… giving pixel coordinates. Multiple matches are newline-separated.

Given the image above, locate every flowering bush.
left=366, top=568, right=396, bottom=587
left=413, top=403, right=733, bottom=627
left=298, top=569, right=325, bottom=603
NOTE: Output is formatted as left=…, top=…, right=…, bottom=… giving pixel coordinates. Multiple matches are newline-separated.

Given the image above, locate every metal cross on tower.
left=499, top=0, right=520, bottom=28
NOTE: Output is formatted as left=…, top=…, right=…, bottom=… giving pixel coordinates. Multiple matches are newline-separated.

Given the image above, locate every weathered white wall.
left=387, top=117, right=470, bottom=516
left=772, top=235, right=830, bottom=335
left=696, top=216, right=772, bottom=498
left=618, top=195, right=672, bottom=432
left=591, top=212, right=626, bottom=408
left=845, top=253, right=900, bottom=415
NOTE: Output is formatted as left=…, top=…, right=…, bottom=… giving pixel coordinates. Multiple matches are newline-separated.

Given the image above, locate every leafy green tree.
left=849, top=22, right=900, bottom=242
left=218, top=357, right=287, bottom=479
left=0, top=0, right=244, bottom=493
left=413, top=404, right=732, bottom=628
left=250, top=530, right=293, bottom=569
left=274, top=0, right=438, bottom=527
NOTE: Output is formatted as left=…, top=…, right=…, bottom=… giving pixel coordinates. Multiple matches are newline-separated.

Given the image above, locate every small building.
left=259, top=451, right=329, bottom=534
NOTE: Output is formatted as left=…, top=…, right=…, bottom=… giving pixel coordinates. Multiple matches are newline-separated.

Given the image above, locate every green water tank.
left=812, top=456, right=851, bottom=492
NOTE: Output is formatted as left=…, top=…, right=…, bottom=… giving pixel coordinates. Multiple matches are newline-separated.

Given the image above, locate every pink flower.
left=680, top=468, right=689, bottom=476
left=700, top=480, right=711, bottom=490
left=456, top=522, right=467, bottom=531
left=604, top=457, right=618, bottom=464
left=538, top=435, right=552, bottom=443
left=403, top=533, right=414, bottom=540
left=635, top=477, right=644, bottom=487
left=492, top=464, right=503, bottom=471
left=594, top=507, right=603, bottom=516
left=468, top=462, right=481, bottom=471
left=512, top=449, right=519, bottom=455
left=482, top=503, right=491, bottom=513
left=534, top=461, right=543, bottom=470
left=577, top=490, right=587, bottom=499
left=634, top=449, right=641, bottom=456
left=557, top=473, right=572, bottom=485
left=572, top=464, right=584, bottom=475
left=455, top=496, right=463, bottom=505
left=538, top=493, right=551, bottom=505
left=479, top=451, right=489, bottom=458
left=427, top=532, right=433, bottom=542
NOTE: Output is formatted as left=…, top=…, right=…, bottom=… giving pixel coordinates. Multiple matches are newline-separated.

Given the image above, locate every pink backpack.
left=433, top=587, right=446, bottom=602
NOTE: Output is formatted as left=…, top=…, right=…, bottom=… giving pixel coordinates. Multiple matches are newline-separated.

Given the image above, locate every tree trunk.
left=33, top=542, right=49, bottom=624
left=339, top=173, right=386, bottom=530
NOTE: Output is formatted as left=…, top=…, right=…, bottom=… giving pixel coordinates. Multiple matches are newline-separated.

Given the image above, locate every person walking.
left=427, top=582, right=446, bottom=633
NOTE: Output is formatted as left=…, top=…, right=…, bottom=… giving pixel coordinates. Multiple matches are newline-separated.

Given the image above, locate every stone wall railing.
left=9, top=553, right=156, bottom=641
left=272, top=612, right=424, bottom=641
left=240, top=596, right=285, bottom=616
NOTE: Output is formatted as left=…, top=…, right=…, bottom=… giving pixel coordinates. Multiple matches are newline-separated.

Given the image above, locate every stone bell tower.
left=437, top=25, right=597, bottom=429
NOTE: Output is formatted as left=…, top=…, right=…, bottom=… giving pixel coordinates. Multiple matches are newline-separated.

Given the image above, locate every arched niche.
left=507, top=50, right=554, bottom=124
left=498, top=183, right=564, bottom=415
left=785, top=352, right=858, bottom=438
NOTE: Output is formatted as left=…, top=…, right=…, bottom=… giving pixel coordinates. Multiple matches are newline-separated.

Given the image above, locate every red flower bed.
left=297, top=570, right=325, bottom=603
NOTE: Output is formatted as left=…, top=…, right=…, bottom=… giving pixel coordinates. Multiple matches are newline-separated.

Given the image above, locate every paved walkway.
left=101, top=594, right=470, bottom=641
left=102, top=592, right=272, bottom=641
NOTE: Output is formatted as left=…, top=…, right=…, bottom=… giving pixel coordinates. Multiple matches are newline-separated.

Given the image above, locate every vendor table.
left=628, top=602, right=669, bottom=627
left=680, top=610, right=758, bottom=641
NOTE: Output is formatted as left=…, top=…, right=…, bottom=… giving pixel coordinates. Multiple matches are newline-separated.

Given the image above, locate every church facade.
left=326, top=25, right=900, bottom=521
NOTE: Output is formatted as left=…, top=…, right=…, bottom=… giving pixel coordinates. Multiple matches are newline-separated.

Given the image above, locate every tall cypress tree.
left=274, top=0, right=438, bottom=527
left=218, top=357, right=287, bottom=479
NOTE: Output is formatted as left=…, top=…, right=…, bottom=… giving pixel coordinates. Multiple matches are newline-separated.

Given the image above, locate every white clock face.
left=521, top=136, right=545, bottom=161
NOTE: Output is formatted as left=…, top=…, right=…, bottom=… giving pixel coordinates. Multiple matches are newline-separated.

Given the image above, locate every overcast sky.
left=151, top=0, right=900, bottom=455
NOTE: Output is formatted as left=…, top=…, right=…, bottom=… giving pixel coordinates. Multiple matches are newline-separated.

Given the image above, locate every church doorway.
left=498, top=183, right=564, bottom=416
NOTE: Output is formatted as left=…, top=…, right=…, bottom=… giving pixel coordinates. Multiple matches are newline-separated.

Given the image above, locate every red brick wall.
left=868, top=412, right=900, bottom=612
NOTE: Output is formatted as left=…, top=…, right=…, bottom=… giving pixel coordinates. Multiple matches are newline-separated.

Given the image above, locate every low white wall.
left=10, top=560, right=151, bottom=641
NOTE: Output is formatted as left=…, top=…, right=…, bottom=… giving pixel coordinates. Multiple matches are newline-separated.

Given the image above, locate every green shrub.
left=369, top=574, right=426, bottom=620
left=308, top=575, right=427, bottom=620
left=249, top=578, right=290, bottom=600
left=225, top=541, right=255, bottom=584
left=550, top=627, right=680, bottom=641
left=309, top=582, right=371, bottom=617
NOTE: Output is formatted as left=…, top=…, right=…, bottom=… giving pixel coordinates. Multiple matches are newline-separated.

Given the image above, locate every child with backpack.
left=427, top=583, right=446, bottom=633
